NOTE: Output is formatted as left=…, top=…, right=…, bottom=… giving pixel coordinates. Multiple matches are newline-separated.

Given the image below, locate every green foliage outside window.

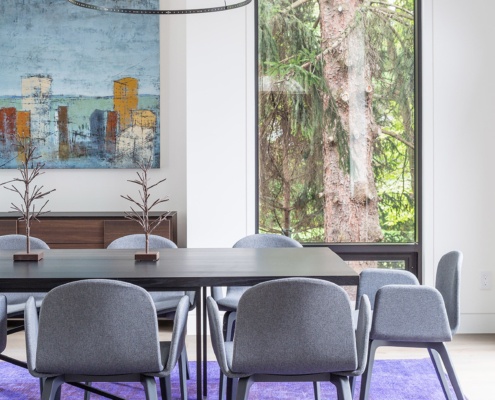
left=258, top=0, right=416, bottom=244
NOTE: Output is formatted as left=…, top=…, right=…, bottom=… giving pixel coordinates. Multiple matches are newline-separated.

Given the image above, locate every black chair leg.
left=159, top=376, right=172, bottom=400
left=330, top=375, right=352, bottom=400
left=141, top=376, right=158, bottom=400
left=359, top=340, right=378, bottom=400
left=313, top=381, right=321, bottom=400
left=178, top=353, right=188, bottom=400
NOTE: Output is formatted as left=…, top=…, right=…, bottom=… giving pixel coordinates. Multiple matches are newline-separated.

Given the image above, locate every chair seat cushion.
left=216, top=288, right=248, bottom=311
left=150, top=292, right=185, bottom=314
left=7, top=296, right=44, bottom=316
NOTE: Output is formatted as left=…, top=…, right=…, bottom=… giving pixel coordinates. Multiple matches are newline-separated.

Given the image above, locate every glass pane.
left=258, top=0, right=416, bottom=244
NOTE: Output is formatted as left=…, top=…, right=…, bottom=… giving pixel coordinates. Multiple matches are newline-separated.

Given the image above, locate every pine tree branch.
left=380, top=129, right=414, bottom=149
left=370, top=1, right=414, bottom=18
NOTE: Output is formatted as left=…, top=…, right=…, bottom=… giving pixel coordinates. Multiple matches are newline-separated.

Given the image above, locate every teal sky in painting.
left=0, top=0, right=159, bottom=97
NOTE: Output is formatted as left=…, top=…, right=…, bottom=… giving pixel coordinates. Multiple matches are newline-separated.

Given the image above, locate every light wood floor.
left=2, top=321, right=494, bottom=399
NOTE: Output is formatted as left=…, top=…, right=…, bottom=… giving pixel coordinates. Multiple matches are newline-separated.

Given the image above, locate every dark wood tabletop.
left=0, top=247, right=358, bottom=292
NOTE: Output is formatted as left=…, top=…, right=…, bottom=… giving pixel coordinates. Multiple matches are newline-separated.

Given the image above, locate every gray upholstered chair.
left=107, top=234, right=196, bottom=317
left=211, top=233, right=303, bottom=399
left=359, top=251, right=464, bottom=400
left=0, top=234, right=49, bottom=317
left=25, top=279, right=189, bottom=400
left=208, top=277, right=372, bottom=400
left=212, top=234, right=303, bottom=341
left=107, top=233, right=194, bottom=383
left=356, top=268, right=420, bottom=310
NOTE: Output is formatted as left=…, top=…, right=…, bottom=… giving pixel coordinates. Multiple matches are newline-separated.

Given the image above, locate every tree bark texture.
left=319, top=0, right=383, bottom=242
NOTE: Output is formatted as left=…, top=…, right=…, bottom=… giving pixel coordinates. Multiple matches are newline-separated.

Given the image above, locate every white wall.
left=423, top=0, right=495, bottom=332
left=185, top=6, right=256, bottom=247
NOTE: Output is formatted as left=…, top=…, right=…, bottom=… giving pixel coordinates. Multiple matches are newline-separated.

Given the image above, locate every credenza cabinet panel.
left=21, top=220, right=104, bottom=246
left=0, top=212, right=177, bottom=249
left=0, top=220, right=17, bottom=236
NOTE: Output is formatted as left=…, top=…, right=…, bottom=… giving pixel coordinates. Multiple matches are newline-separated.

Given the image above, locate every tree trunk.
left=319, top=0, right=382, bottom=242
left=26, top=224, right=30, bottom=253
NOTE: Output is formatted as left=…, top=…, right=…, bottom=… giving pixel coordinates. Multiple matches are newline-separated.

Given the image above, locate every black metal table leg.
left=203, top=287, right=208, bottom=398
left=195, top=287, right=203, bottom=400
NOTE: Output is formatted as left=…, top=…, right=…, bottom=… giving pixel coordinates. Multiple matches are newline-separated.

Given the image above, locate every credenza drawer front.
left=21, top=220, right=104, bottom=245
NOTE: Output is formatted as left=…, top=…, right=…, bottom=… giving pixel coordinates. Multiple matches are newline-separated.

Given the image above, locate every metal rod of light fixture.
left=67, top=0, right=253, bottom=15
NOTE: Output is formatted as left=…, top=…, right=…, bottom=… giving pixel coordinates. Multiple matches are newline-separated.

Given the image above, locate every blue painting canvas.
left=0, top=0, right=160, bottom=168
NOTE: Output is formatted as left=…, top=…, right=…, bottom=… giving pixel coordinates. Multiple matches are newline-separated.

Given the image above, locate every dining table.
left=0, top=247, right=359, bottom=400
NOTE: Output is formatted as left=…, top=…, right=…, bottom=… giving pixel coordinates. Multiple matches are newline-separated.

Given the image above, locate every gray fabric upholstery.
left=0, top=234, right=50, bottom=250
left=214, top=234, right=303, bottom=311
left=24, top=296, right=41, bottom=376
left=0, top=235, right=48, bottom=317
left=208, top=277, right=371, bottom=399
left=360, top=251, right=465, bottom=400
left=435, top=251, right=462, bottom=334
left=107, top=234, right=195, bottom=313
left=24, top=280, right=190, bottom=400
left=356, top=268, right=419, bottom=310
left=0, top=295, right=6, bottom=353
left=232, top=278, right=357, bottom=374
left=349, top=295, right=372, bottom=376
left=206, top=297, right=249, bottom=380
left=154, top=296, right=190, bottom=376
left=232, top=233, right=304, bottom=249
left=107, top=234, right=177, bottom=250
left=34, top=279, right=163, bottom=375
left=371, top=285, right=452, bottom=342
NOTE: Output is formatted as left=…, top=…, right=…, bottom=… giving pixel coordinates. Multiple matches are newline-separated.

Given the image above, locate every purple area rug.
left=0, top=358, right=455, bottom=399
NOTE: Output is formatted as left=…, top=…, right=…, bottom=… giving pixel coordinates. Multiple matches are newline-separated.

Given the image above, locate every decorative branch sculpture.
left=0, top=136, right=55, bottom=259
left=121, top=157, right=169, bottom=259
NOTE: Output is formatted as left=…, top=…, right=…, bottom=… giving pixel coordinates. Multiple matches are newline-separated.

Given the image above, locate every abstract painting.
left=0, top=0, right=160, bottom=168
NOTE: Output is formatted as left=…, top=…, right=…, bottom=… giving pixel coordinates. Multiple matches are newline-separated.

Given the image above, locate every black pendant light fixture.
left=67, top=0, right=253, bottom=15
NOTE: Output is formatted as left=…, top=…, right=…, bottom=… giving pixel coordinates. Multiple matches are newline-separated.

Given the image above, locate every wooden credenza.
left=0, top=212, right=177, bottom=249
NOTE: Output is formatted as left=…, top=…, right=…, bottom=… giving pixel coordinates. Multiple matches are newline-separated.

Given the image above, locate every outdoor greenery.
left=258, top=0, right=415, bottom=244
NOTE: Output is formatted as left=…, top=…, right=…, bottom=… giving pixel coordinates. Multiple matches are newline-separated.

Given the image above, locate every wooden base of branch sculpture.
left=135, top=251, right=160, bottom=261
left=13, top=251, right=44, bottom=261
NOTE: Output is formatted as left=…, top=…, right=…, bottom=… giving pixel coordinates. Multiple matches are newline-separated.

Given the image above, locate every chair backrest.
left=0, top=235, right=49, bottom=311
left=435, top=251, right=462, bottom=334
left=0, top=234, right=50, bottom=250
left=33, top=279, right=163, bottom=375
left=357, top=268, right=419, bottom=309
left=211, top=234, right=303, bottom=301
left=164, top=295, right=190, bottom=371
left=371, top=284, right=452, bottom=342
left=0, top=295, right=6, bottom=353
left=231, top=278, right=357, bottom=375
left=233, top=233, right=303, bottom=248
left=107, top=234, right=177, bottom=249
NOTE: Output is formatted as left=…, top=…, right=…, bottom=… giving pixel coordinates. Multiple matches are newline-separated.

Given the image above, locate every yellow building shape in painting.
left=16, top=111, right=31, bottom=162
left=16, top=111, right=31, bottom=139
left=132, top=110, right=156, bottom=129
left=114, top=77, right=138, bottom=132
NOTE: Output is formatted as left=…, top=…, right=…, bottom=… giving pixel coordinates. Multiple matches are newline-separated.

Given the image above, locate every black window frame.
left=254, top=0, right=423, bottom=282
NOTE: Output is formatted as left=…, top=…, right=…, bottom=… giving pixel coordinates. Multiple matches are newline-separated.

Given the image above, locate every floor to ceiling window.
left=257, top=0, right=421, bottom=276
